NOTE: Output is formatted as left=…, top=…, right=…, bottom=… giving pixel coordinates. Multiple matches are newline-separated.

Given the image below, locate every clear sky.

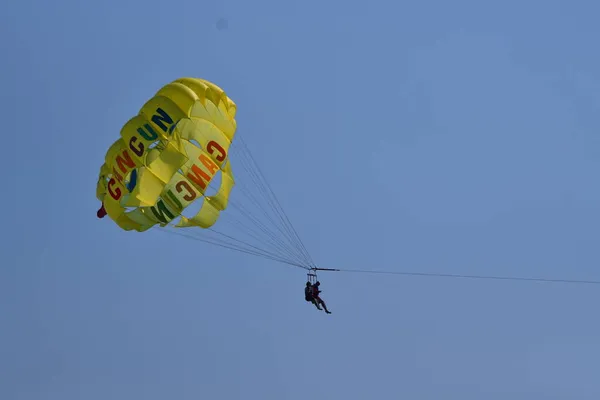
left=2, top=0, right=600, bottom=399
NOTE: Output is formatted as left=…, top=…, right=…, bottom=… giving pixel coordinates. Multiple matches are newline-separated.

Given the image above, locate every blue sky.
left=2, top=0, right=600, bottom=398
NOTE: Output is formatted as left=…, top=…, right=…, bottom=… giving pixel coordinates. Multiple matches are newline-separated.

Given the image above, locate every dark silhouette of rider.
left=305, top=281, right=331, bottom=314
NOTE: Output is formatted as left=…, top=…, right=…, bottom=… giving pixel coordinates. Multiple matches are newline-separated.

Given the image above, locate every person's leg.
left=311, top=299, right=322, bottom=310
left=318, top=298, right=331, bottom=314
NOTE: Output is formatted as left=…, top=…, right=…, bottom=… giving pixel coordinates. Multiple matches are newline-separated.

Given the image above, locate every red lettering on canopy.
left=199, top=154, right=219, bottom=175
left=112, top=167, right=123, bottom=183
left=186, top=154, right=219, bottom=190
left=108, top=178, right=122, bottom=200
left=176, top=181, right=197, bottom=201
left=116, top=149, right=135, bottom=174
left=207, top=140, right=227, bottom=162
left=187, top=165, right=211, bottom=190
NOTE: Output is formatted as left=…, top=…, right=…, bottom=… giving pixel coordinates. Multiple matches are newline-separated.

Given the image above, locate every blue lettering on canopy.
left=126, top=169, right=138, bottom=192
left=137, top=124, right=158, bottom=141
left=152, top=108, right=174, bottom=132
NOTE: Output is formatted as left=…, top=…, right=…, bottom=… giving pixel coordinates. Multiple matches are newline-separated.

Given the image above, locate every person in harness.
left=305, top=281, right=331, bottom=314
left=305, top=282, right=316, bottom=304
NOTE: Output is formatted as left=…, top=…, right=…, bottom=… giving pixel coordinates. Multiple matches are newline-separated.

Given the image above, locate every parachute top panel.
left=96, top=78, right=238, bottom=233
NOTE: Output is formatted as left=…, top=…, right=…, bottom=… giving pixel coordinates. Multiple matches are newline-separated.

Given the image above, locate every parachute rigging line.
left=157, top=138, right=315, bottom=270
left=159, top=229, right=310, bottom=270
left=237, top=136, right=316, bottom=268
left=331, top=268, right=600, bottom=286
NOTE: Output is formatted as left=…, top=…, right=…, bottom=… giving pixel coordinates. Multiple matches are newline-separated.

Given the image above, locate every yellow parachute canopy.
left=97, top=78, right=315, bottom=270
left=96, top=78, right=238, bottom=232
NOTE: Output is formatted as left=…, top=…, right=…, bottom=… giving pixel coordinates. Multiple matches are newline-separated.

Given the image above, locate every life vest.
left=304, top=286, right=312, bottom=301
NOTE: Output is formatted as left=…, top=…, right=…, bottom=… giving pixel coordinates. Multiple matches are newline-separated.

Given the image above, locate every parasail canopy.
left=96, top=78, right=316, bottom=270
